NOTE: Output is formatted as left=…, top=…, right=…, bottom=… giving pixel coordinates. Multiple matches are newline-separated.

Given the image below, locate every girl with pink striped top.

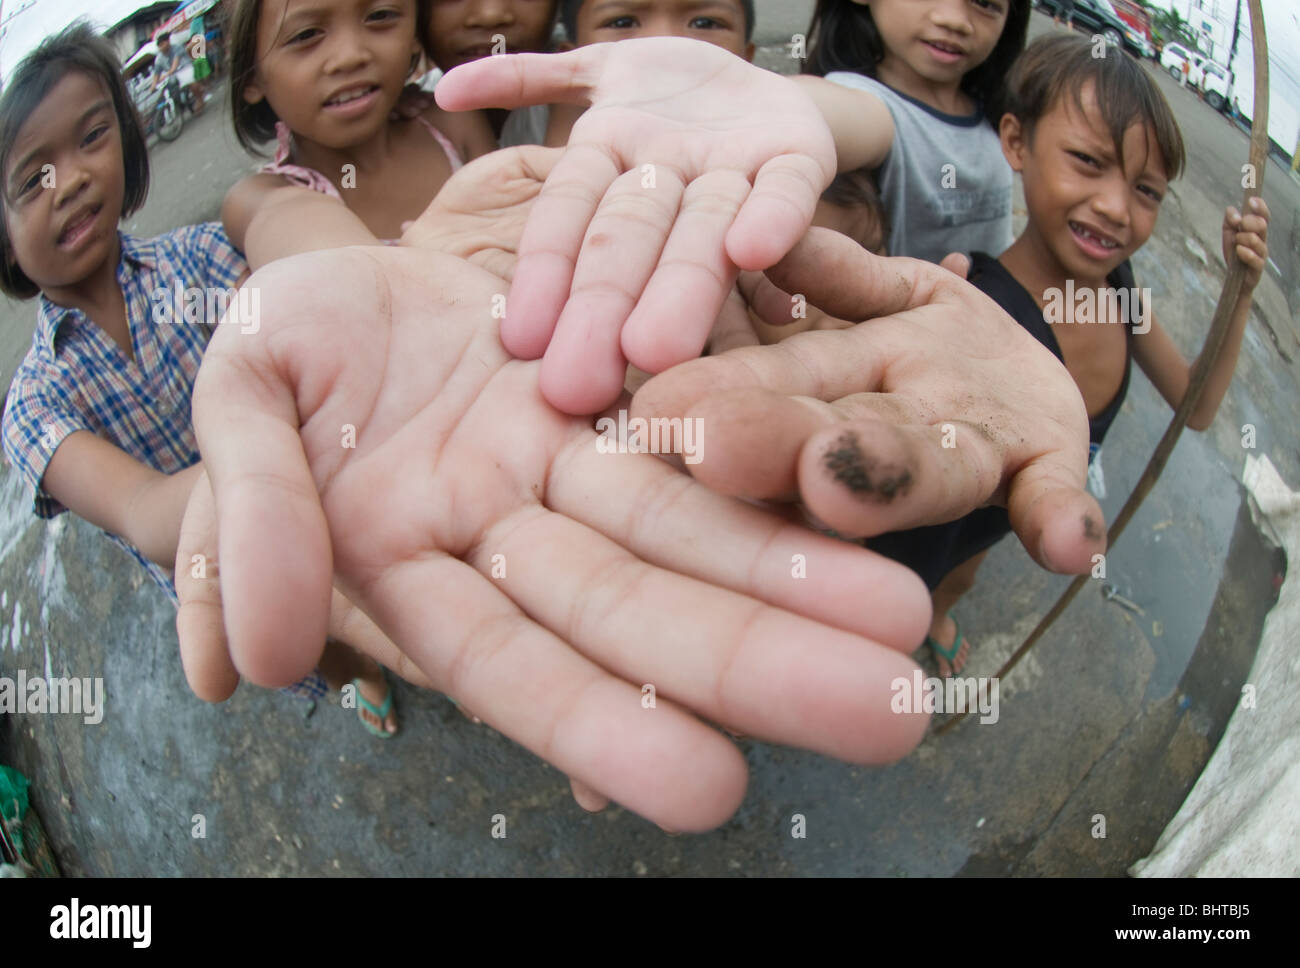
left=221, top=0, right=497, bottom=268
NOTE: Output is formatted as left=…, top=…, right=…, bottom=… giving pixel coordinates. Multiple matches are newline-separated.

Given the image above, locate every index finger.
left=762, top=227, right=958, bottom=323
left=434, top=44, right=609, bottom=112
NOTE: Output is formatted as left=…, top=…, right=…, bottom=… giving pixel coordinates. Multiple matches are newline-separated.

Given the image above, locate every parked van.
left=1198, top=61, right=1232, bottom=112
left=1110, top=0, right=1155, bottom=57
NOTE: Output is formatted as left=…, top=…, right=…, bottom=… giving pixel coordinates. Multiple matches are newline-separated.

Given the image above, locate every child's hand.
left=1221, top=196, right=1270, bottom=291
left=435, top=38, right=837, bottom=414
left=634, top=230, right=1108, bottom=577
left=182, top=244, right=930, bottom=831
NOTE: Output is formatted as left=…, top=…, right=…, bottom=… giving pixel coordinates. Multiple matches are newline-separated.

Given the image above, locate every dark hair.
left=229, top=0, right=432, bottom=154
left=1004, top=34, right=1184, bottom=180
left=560, top=0, right=755, bottom=42
left=0, top=20, right=150, bottom=300
left=803, top=0, right=1030, bottom=125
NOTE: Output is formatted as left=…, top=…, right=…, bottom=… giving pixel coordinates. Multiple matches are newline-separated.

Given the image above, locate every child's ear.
left=743, top=42, right=756, bottom=63
left=243, top=76, right=267, bottom=105
left=998, top=113, right=1026, bottom=173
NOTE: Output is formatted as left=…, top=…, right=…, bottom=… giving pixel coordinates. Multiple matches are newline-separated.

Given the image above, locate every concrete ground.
left=0, top=8, right=1295, bottom=876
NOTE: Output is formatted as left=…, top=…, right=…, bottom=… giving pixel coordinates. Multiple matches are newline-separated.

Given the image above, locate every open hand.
left=181, top=243, right=932, bottom=831
left=435, top=38, right=837, bottom=414
left=633, top=230, right=1107, bottom=576
left=399, top=144, right=562, bottom=281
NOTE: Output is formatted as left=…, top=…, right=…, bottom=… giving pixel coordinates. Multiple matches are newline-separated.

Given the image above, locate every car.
left=1160, top=41, right=1196, bottom=80
left=1198, top=60, right=1232, bottom=112
left=1161, top=44, right=1222, bottom=93
left=1037, top=0, right=1148, bottom=57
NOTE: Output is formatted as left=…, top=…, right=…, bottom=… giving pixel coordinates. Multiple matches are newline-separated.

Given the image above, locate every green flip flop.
left=924, top=613, right=971, bottom=678
left=351, top=676, right=397, bottom=739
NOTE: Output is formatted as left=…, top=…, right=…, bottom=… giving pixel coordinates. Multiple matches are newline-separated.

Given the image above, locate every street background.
left=0, top=3, right=1296, bottom=875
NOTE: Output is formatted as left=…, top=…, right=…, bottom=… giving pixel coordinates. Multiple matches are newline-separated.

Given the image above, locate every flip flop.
left=925, top=613, right=971, bottom=678
left=351, top=676, right=397, bottom=739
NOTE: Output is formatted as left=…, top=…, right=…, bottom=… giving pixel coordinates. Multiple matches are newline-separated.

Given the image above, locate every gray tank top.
left=824, top=72, right=1013, bottom=264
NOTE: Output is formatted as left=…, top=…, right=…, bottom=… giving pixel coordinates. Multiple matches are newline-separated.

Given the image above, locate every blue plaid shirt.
left=1, top=224, right=245, bottom=599
left=2, top=224, right=331, bottom=702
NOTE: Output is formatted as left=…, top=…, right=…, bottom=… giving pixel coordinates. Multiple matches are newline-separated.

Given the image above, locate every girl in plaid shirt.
left=0, top=22, right=409, bottom=737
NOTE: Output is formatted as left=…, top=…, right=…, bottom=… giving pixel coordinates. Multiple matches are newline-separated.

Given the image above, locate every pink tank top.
left=259, top=118, right=464, bottom=239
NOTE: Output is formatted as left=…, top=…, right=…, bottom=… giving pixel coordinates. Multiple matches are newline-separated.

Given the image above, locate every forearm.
left=123, top=463, right=206, bottom=566
left=243, top=193, right=380, bottom=270
left=788, top=75, right=892, bottom=173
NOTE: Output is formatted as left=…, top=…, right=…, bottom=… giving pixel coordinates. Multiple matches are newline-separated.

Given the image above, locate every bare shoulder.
left=222, top=172, right=309, bottom=249
left=222, top=172, right=297, bottom=222
left=418, top=101, right=496, bottom=160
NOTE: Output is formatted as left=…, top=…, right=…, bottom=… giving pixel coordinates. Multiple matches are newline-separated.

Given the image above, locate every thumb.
left=175, top=471, right=240, bottom=702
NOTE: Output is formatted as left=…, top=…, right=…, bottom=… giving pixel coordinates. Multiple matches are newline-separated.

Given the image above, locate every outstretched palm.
left=436, top=38, right=838, bottom=414
left=635, top=232, right=1108, bottom=576
left=184, top=242, right=930, bottom=832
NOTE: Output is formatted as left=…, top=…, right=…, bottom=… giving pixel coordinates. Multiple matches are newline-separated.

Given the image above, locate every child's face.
left=1002, top=83, right=1168, bottom=280
left=3, top=72, right=125, bottom=293
left=860, top=0, right=1006, bottom=88
left=574, top=0, right=753, bottom=59
left=244, top=0, right=421, bottom=147
left=427, top=0, right=558, bottom=70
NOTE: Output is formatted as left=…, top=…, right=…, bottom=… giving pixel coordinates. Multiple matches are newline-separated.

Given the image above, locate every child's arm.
left=41, top=432, right=204, bottom=567
left=1132, top=198, right=1270, bottom=431
left=223, top=173, right=380, bottom=271
left=789, top=75, right=895, bottom=173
